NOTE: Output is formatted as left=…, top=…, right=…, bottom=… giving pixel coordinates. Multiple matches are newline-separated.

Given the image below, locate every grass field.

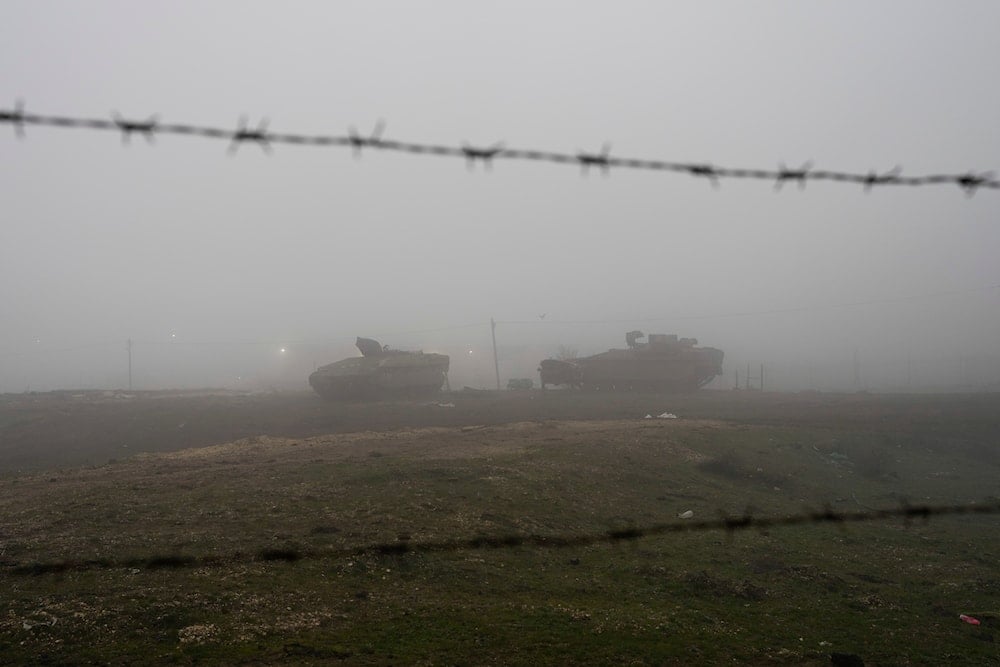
left=1, top=390, right=999, bottom=665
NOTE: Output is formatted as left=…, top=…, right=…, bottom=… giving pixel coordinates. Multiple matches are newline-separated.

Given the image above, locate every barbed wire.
left=6, top=499, right=998, bottom=577
left=2, top=104, right=997, bottom=194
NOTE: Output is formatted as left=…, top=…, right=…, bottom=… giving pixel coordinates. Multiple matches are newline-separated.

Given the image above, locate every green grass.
left=2, top=416, right=999, bottom=665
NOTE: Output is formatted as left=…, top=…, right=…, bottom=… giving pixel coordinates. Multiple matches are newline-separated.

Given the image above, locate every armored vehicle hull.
left=310, top=337, right=450, bottom=401
left=539, top=332, right=723, bottom=392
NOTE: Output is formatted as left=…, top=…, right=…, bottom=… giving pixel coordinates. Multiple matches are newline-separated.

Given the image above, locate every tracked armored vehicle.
left=309, top=337, right=450, bottom=400
left=538, top=331, right=723, bottom=392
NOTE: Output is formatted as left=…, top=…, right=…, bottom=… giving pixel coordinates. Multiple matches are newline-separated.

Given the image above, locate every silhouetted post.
left=853, top=348, right=860, bottom=389
left=746, top=362, right=750, bottom=390
left=127, top=338, right=133, bottom=391
left=490, top=317, right=501, bottom=391
left=760, top=363, right=765, bottom=392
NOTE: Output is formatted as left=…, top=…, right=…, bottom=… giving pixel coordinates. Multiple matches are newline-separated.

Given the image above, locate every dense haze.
left=2, top=1, right=998, bottom=394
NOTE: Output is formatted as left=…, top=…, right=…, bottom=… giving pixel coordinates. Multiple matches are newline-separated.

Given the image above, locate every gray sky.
left=2, top=1, right=998, bottom=392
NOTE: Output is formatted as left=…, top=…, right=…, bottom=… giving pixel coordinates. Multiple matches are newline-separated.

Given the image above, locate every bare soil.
left=3, top=388, right=997, bottom=474
left=1, top=389, right=999, bottom=664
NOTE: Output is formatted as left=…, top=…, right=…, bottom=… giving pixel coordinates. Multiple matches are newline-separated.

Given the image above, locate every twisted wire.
left=2, top=105, right=996, bottom=194
left=7, top=500, right=998, bottom=577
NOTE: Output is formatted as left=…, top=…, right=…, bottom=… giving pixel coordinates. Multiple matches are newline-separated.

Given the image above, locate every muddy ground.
left=2, top=388, right=997, bottom=474
left=3, top=389, right=1000, bottom=664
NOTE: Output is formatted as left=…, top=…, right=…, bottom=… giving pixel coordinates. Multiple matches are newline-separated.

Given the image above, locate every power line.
left=7, top=499, right=999, bottom=577
left=2, top=104, right=997, bottom=194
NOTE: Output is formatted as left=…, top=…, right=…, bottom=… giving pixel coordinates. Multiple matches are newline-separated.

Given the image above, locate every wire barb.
left=228, top=115, right=271, bottom=154
left=1, top=99, right=26, bottom=138
left=348, top=119, right=386, bottom=158
left=688, top=163, right=720, bottom=188
left=723, top=512, right=753, bottom=532
left=577, top=143, right=611, bottom=175
left=814, top=504, right=844, bottom=526
left=863, top=166, right=902, bottom=193
left=956, top=171, right=994, bottom=197
left=775, top=161, right=813, bottom=191
left=111, top=112, right=158, bottom=145
left=461, top=142, right=504, bottom=170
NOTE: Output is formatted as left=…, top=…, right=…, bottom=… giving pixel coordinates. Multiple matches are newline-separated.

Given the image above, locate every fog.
left=2, top=1, right=998, bottom=394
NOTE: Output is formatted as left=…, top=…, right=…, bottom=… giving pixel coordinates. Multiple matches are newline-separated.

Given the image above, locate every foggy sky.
left=2, top=1, right=999, bottom=393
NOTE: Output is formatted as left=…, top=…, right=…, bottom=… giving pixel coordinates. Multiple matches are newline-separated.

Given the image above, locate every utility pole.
left=490, top=317, right=501, bottom=391
left=760, top=363, right=765, bottom=392
left=127, top=338, right=133, bottom=391
left=853, top=348, right=861, bottom=390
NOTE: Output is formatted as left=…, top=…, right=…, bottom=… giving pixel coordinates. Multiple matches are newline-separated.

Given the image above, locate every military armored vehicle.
left=538, top=331, right=723, bottom=391
left=309, top=337, right=450, bottom=400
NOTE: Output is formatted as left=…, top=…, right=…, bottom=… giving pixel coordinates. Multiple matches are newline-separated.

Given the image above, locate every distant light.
left=171, top=333, right=176, bottom=339
left=280, top=348, right=287, bottom=353
left=468, top=350, right=474, bottom=355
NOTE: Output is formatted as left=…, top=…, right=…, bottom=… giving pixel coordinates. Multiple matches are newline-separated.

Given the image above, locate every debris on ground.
left=22, top=611, right=57, bottom=630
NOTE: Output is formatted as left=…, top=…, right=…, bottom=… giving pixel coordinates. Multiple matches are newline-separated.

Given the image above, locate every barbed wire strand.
left=6, top=500, right=998, bottom=577
left=2, top=105, right=997, bottom=194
